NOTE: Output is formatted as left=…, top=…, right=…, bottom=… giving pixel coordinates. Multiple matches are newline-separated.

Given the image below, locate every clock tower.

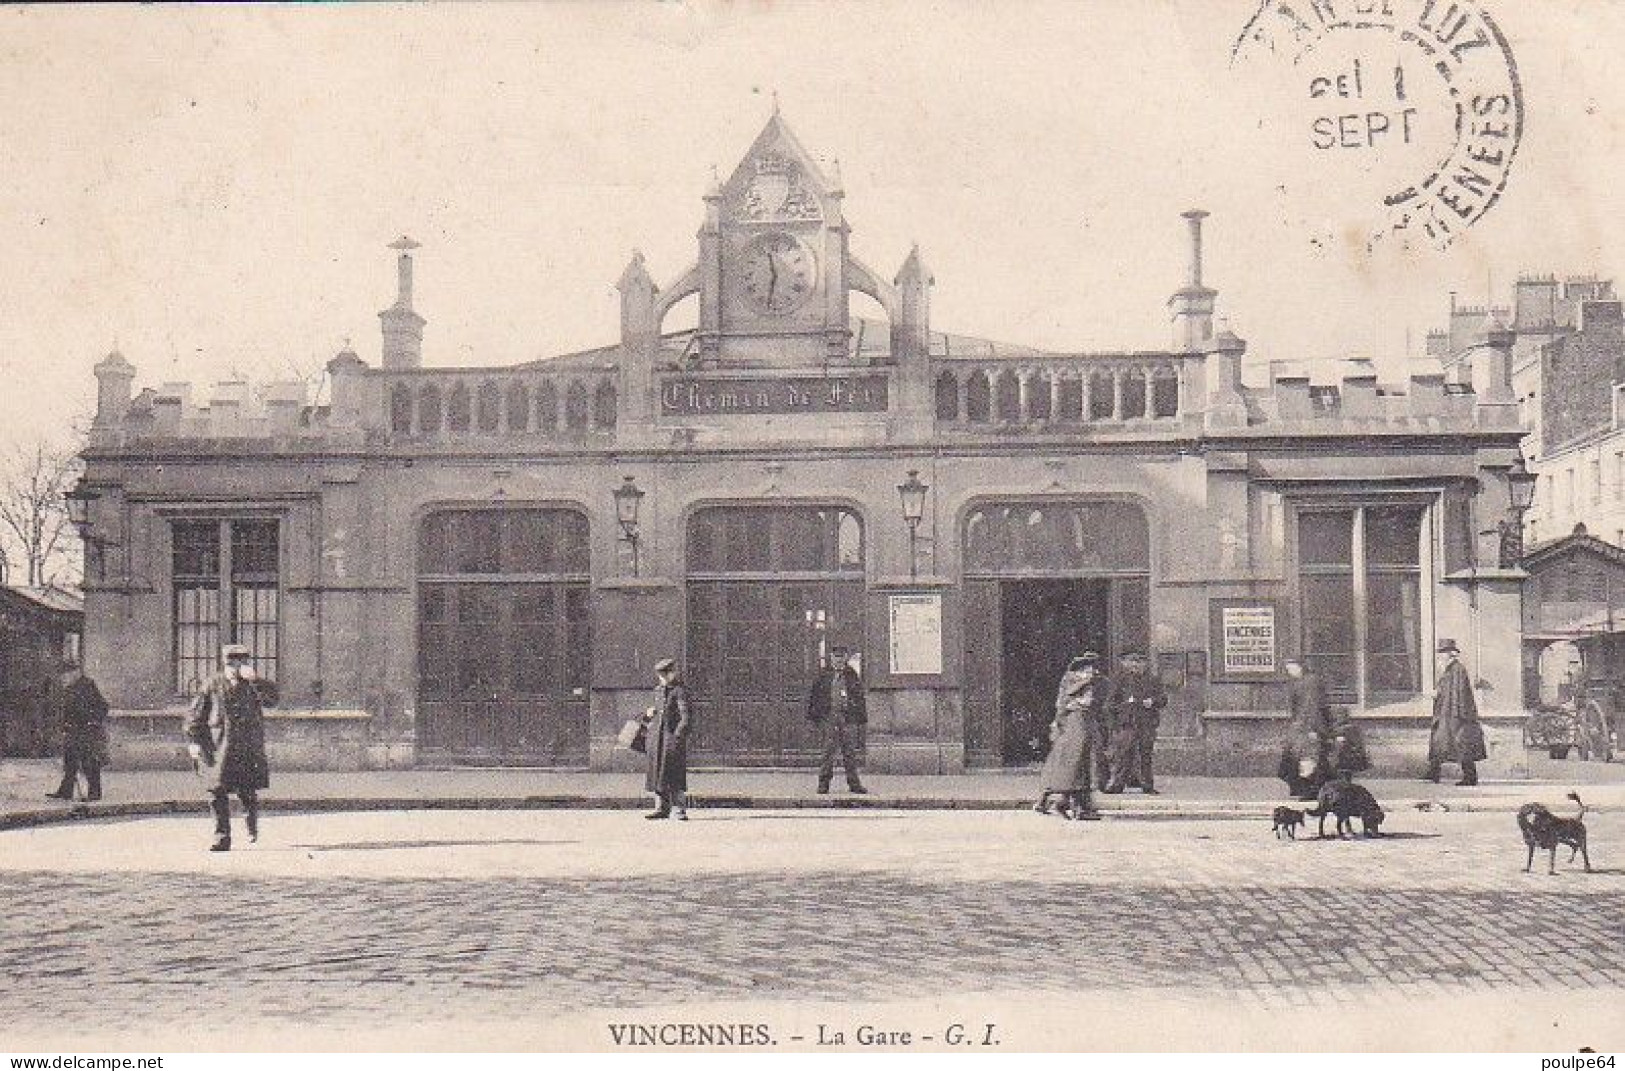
left=695, top=111, right=852, bottom=368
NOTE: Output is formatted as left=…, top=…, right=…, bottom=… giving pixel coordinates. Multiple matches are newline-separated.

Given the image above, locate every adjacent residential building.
left=76, top=114, right=1531, bottom=775
left=1431, top=276, right=1625, bottom=547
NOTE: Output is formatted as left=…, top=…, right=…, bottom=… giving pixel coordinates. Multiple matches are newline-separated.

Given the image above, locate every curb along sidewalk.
left=3, top=757, right=1622, bottom=831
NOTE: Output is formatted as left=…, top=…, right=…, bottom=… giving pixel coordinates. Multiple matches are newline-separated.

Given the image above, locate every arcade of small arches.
left=388, top=374, right=618, bottom=438
left=934, top=363, right=1184, bottom=424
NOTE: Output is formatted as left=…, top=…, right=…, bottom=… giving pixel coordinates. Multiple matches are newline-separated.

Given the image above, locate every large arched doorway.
left=961, top=499, right=1150, bottom=767
left=685, top=504, right=865, bottom=765
left=416, top=507, right=592, bottom=765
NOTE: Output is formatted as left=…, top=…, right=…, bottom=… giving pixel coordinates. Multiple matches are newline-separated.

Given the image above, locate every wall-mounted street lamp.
left=65, top=479, right=119, bottom=582
left=613, top=474, right=646, bottom=576
left=1499, top=450, right=1538, bottom=568
left=897, top=469, right=929, bottom=580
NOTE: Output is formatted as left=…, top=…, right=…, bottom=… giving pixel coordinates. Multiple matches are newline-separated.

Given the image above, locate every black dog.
left=1517, top=792, right=1592, bottom=875
left=1308, top=780, right=1385, bottom=838
left=1272, top=805, right=1305, bottom=840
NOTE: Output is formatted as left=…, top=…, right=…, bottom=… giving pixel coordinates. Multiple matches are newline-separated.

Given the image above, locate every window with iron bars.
left=172, top=518, right=280, bottom=694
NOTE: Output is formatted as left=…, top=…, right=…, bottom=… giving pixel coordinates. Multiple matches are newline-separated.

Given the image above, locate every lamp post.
left=897, top=469, right=929, bottom=580
left=1499, top=450, right=1538, bottom=568
left=613, top=475, right=645, bottom=577
left=64, top=479, right=112, bottom=583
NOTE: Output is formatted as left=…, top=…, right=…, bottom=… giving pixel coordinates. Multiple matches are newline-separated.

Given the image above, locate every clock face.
left=740, top=232, right=816, bottom=315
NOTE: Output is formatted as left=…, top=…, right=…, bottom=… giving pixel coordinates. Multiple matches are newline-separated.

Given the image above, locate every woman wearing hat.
left=644, top=658, right=692, bottom=820
left=1034, top=653, right=1103, bottom=820
left=1426, top=639, right=1485, bottom=786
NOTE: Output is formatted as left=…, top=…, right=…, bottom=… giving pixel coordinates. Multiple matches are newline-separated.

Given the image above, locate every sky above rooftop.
left=1, top=1, right=1620, bottom=444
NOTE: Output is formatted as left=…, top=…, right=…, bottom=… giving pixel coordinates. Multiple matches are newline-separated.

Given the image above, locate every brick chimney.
left=379, top=236, right=426, bottom=370
left=1169, top=210, right=1217, bottom=352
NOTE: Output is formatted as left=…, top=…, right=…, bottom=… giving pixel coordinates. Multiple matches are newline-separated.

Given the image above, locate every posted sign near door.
left=1210, top=599, right=1282, bottom=681
left=888, top=593, right=944, bottom=675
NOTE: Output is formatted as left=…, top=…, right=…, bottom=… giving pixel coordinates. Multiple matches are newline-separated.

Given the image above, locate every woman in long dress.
left=1034, top=653, right=1104, bottom=821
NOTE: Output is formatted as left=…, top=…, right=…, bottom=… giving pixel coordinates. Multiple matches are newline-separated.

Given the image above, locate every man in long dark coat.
left=1426, top=638, right=1486, bottom=786
left=644, top=657, right=692, bottom=820
left=1105, top=651, right=1168, bottom=794
left=184, top=643, right=272, bottom=851
left=1035, top=653, right=1103, bottom=820
left=1278, top=657, right=1334, bottom=800
left=45, top=655, right=109, bottom=802
left=806, top=643, right=868, bottom=795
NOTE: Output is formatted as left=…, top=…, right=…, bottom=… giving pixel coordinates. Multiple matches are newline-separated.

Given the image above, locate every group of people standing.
left=1034, top=649, right=1168, bottom=820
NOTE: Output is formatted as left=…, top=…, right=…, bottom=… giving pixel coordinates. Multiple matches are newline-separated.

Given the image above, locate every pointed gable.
left=721, top=112, right=836, bottom=224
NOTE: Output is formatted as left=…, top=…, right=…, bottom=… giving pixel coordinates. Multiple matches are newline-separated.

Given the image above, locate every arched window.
left=1089, top=371, right=1115, bottom=419
left=1057, top=375, right=1083, bottom=422
left=995, top=371, right=1020, bottom=422
left=476, top=381, right=500, bottom=432
left=966, top=371, right=991, bottom=423
left=935, top=372, right=960, bottom=421
left=593, top=380, right=617, bottom=430
left=687, top=505, right=864, bottom=574
left=1028, top=372, right=1052, bottom=421
left=1121, top=370, right=1148, bottom=419
left=537, top=380, right=559, bottom=434
left=418, top=385, right=443, bottom=434
left=506, top=382, right=530, bottom=432
left=447, top=383, right=471, bottom=431
left=565, top=381, right=589, bottom=431
left=963, top=500, right=1149, bottom=574
left=390, top=384, right=413, bottom=433
left=1151, top=369, right=1180, bottom=418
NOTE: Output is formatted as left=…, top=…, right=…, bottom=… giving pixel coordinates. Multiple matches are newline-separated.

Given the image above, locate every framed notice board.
left=888, top=593, right=944, bottom=676
left=1209, top=599, right=1283, bottom=682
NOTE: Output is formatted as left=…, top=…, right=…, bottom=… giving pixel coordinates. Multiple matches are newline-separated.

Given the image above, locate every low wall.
left=1191, top=713, right=1529, bottom=779
left=109, top=709, right=374, bottom=772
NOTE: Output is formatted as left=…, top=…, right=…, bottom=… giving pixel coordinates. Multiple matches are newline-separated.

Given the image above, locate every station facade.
left=79, top=116, right=1532, bottom=775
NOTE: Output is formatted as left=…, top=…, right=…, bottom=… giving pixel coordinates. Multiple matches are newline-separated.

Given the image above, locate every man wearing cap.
left=1426, top=639, right=1485, bottom=786
left=43, top=654, right=109, bottom=802
left=1105, top=650, right=1168, bottom=795
left=184, top=644, right=272, bottom=850
left=807, top=644, right=869, bottom=794
left=644, top=657, right=692, bottom=820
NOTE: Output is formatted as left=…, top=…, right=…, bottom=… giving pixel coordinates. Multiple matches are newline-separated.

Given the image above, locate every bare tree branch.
left=0, top=422, right=87, bottom=589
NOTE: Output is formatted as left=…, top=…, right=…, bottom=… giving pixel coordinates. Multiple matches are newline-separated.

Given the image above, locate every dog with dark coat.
left=1271, top=805, right=1306, bottom=840
left=1308, top=780, right=1385, bottom=838
left=1517, top=792, right=1592, bottom=875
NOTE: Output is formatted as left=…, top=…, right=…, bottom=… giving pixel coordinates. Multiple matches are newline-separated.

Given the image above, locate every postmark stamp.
left=1232, top=0, right=1523, bottom=250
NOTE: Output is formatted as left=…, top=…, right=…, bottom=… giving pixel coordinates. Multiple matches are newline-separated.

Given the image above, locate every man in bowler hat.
left=645, top=657, right=692, bottom=820
left=1426, top=638, right=1486, bottom=786
left=807, top=643, right=868, bottom=794
left=44, top=654, right=109, bottom=802
left=185, top=643, right=272, bottom=851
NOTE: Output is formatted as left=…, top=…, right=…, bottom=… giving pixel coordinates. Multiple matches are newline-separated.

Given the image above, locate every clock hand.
left=766, top=254, right=779, bottom=305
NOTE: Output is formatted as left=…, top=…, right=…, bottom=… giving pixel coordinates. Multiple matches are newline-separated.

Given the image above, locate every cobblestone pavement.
left=2, top=808, right=1622, bottom=1050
